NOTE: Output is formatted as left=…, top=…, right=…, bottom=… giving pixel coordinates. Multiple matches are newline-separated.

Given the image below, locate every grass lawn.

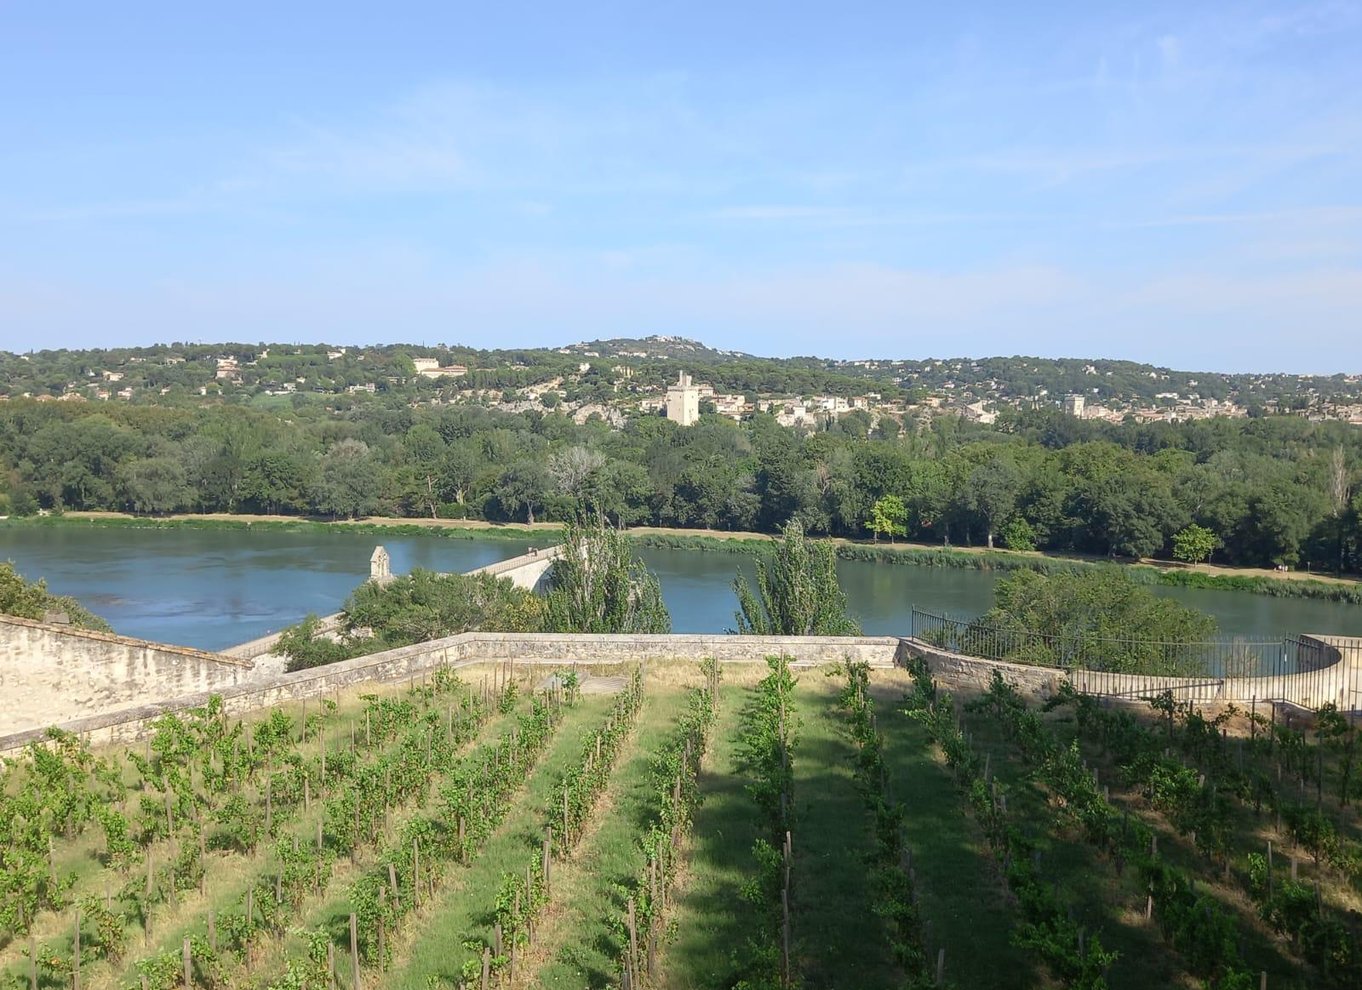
left=655, top=684, right=762, bottom=990
left=789, top=674, right=901, bottom=988
left=872, top=680, right=1042, bottom=990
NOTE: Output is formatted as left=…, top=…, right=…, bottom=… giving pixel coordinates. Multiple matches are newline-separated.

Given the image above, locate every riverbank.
left=6, top=511, right=1361, bottom=605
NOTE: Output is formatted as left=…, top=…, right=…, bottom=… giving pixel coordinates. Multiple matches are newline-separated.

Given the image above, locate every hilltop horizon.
left=3, top=334, right=1360, bottom=380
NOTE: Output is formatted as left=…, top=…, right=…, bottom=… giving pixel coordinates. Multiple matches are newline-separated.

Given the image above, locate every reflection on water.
left=2, top=526, right=1361, bottom=650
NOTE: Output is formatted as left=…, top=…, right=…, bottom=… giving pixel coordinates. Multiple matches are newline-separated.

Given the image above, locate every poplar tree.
left=545, top=510, right=671, bottom=634
left=733, top=519, right=860, bottom=636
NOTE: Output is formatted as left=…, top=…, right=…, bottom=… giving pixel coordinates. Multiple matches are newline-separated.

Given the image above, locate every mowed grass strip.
left=530, top=688, right=691, bottom=990
left=655, top=684, right=761, bottom=990
left=384, top=693, right=615, bottom=990
left=872, top=680, right=1039, bottom=990
left=790, top=675, right=899, bottom=990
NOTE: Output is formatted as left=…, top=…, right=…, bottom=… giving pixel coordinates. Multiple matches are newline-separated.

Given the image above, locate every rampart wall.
left=0, top=632, right=901, bottom=753
left=5, top=626, right=1358, bottom=756
left=0, top=615, right=254, bottom=736
left=904, top=635, right=1361, bottom=713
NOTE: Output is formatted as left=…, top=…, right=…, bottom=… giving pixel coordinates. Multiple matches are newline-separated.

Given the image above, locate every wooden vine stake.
left=413, top=837, right=421, bottom=908
left=781, top=872, right=791, bottom=987
left=349, top=913, right=362, bottom=990
left=626, top=898, right=639, bottom=990
left=183, top=936, right=192, bottom=989
left=377, top=889, right=386, bottom=970
left=245, top=887, right=254, bottom=964
left=73, top=908, right=81, bottom=990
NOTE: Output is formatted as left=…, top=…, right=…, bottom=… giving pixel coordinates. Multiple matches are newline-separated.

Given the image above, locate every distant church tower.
left=1063, top=394, right=1086, bottom=419
left=665, top=371, right=700, bottom=426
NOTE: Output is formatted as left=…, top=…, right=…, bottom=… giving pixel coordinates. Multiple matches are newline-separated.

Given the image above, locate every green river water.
left=1, top=526, right=1359, bottom=651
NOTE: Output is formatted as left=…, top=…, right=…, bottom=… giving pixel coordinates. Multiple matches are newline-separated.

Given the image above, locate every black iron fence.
left=908, top=607, right=1362, bottom=711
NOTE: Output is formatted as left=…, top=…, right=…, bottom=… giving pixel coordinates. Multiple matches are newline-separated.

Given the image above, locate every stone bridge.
left=465, top=544, right=563, bottom=591
left=221, top=544, right=564, bottom=664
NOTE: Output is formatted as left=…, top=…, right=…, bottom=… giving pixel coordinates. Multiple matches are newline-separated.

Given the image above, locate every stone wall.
left=903, top=635, right=1361, bottom=712
left=8, top=620, right=1351, bottom=757
left=0, top=615, right=254, bottom=737
left=0, top=631, right=901, bottom=753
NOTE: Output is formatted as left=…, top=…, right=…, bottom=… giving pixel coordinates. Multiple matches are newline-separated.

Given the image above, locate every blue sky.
left=1, top=1, right=1359, bottom=372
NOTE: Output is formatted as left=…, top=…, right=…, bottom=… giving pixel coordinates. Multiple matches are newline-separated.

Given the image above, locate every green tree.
left=314, top=439, right=380, bottom=520
left=277, top=570, right=544, bottom=671
left=971, top=569, right=1216, bottom=674
left=967, top=454, right=1021, bottom=549
left=866, top=494, right=907, bottom=543
left=0, top=561, right=110, bottom=630
left=1172, top=524, right=1219, bottom=565
left=115, top=456, right=192, bottom=515
left=241, top=449, right=313, bottom=515
left=275, top=614, right=355, bottom=672
left=545, top=510, right=671, bottom=633
left=493, top=460, right=551, bottom=524
left=999, top=517, right=1037, bottom=551
left=733, top=519, right=859, bottom=635
left=344, top=569, right=544, bottom=644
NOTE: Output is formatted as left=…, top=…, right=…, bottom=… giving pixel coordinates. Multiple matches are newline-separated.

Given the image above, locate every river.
left=2, top=526, right=1360, bottom=651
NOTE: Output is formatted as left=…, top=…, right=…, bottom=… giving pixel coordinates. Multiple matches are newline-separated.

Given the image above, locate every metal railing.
left=908, top=607, right=1361, bottom=710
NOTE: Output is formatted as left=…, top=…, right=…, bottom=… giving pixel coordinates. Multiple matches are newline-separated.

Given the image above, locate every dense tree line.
left=2, top=396, right=1361, bottom=573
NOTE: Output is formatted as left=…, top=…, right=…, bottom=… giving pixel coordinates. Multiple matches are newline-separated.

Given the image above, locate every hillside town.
left=3, top=336, right=1362, bottom=430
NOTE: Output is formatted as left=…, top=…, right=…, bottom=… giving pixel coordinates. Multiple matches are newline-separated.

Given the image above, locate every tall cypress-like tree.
left=545, top=510, right=671, bottom=634
left=733, top=519, right=860, bottom=635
